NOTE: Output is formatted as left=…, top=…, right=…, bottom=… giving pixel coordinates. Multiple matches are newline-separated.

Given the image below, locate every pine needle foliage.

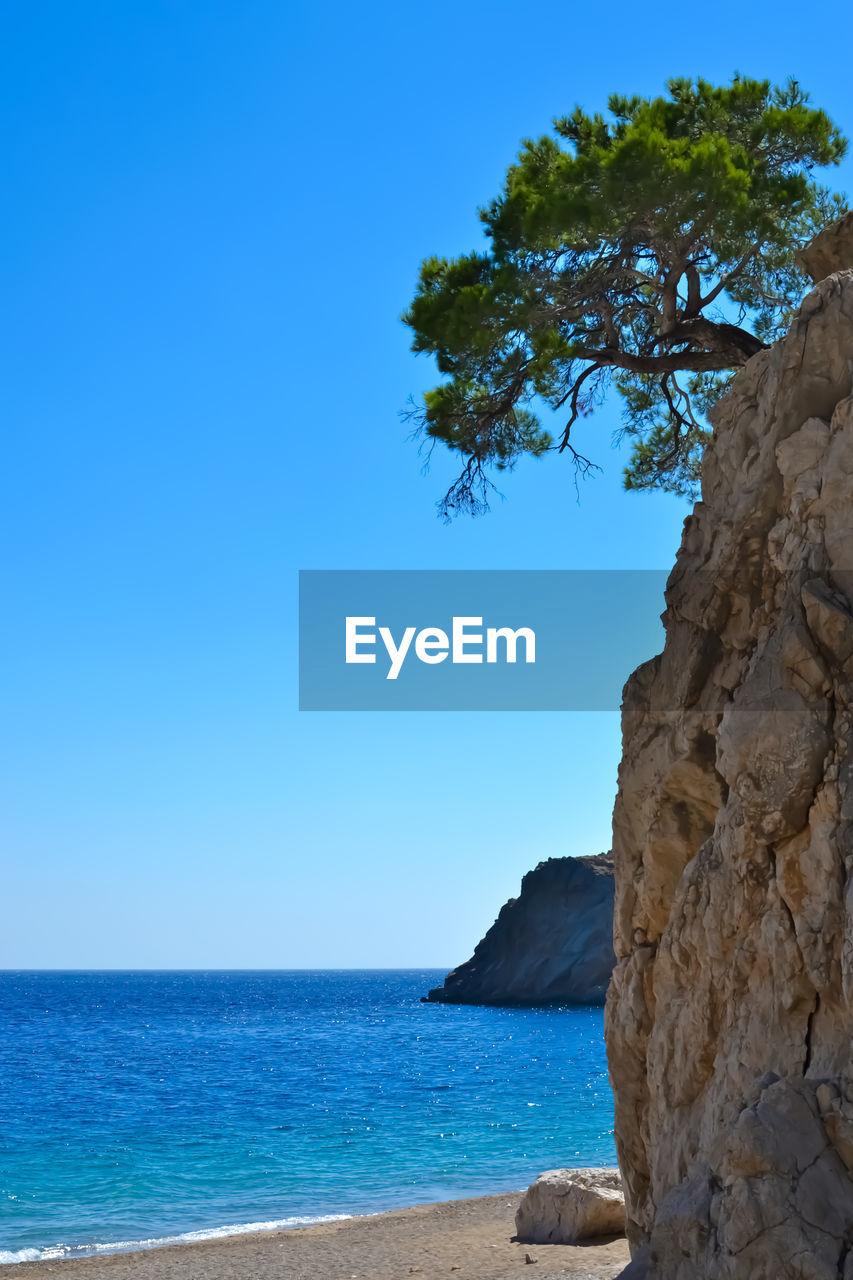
left=403, top=76, right=847, bottom=515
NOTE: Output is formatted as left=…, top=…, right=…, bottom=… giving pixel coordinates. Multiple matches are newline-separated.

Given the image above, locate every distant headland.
left=423, top=854, right=615, bottom=1007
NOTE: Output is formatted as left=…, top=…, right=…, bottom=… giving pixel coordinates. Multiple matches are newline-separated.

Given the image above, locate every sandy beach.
left=11, top=1192, right=630, bottom=1280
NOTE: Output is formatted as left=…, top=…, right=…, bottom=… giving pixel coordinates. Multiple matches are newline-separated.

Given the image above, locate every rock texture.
left=425, top=854, right=614, bottom=1006
left=799, top=209, right=853, bottom=284
left=607, top=237, right=853, bottom=1276
left=515, top=1168, right=626, bottom=1244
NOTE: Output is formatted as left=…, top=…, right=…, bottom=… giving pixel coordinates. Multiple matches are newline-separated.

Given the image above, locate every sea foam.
left=0, top=1213, right=353, bottom=1265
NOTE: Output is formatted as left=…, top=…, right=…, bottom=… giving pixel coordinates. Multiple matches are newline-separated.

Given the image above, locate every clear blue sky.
left=1, top=0, right=850, bottom=967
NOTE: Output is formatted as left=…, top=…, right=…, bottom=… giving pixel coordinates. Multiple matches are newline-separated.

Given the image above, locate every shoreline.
left=8, top=1190, right=630, bottom=1280
left=0, top=1212, right=358, bottom=1267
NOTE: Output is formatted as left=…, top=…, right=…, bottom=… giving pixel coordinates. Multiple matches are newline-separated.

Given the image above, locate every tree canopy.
left=403, top=76, right=847, bottom=516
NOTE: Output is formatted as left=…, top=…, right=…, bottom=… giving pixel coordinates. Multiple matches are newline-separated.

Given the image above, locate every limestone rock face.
left=425, top=854, right=614, bottom=1006
left=515, top=1168, right=625, bottom=1244
left=607, top=263, right=853, bottom=1278
left=799, top=209, right=853, bottom=283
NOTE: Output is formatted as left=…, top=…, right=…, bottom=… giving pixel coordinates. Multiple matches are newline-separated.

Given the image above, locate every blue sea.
left=0, top=970, right=615, bottom=1263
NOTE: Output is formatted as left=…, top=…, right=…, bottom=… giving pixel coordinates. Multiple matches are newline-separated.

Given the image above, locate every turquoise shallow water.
left=0, top=970, right=615, bottom=1262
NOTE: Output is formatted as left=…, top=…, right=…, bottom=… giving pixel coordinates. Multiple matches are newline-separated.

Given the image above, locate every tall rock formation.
left=425, top=854, right=614, bottom=1006
left=607, top=217, right=853, bottom=1280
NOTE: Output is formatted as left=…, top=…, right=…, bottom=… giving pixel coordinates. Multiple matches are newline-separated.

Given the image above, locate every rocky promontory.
left=608, top=213, right=853, bottom=1278
left=424, top=854, right=614, bottom=1006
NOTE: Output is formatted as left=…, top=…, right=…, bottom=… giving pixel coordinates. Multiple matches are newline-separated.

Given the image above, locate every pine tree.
left=403, top=76, right=847, bottom=515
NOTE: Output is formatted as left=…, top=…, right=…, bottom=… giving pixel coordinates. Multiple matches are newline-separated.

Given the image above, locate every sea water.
left=0, top=970, right=615, bottom=1262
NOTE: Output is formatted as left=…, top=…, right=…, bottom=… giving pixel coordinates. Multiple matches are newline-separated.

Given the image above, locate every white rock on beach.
left=515, top=1168, right=625, bottom=1244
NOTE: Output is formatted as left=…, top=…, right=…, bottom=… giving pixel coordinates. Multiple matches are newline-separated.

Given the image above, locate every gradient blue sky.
left=2, top=0, right=851, bottom=967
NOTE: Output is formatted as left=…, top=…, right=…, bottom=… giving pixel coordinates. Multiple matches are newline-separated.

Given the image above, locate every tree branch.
left=657, top=317, right=767, bottom=357
left=698, top=246, right=758, bottom=310
left=685, top=263, right=702, bottom=317
left=568, top=344, right=754, bottom=374
left=556, top=363, right=600, bottom=447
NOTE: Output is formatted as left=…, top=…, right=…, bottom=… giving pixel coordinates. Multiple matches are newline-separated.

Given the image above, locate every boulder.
left=424, top=854, right=614, bottom=1006
left=798, top=208, right=853, bottom=282
left=515, top=1168, right=625, bottom=1244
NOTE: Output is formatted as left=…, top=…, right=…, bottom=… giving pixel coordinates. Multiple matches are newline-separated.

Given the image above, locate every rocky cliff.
left=425, top=854, right=614, bottom=1006
left=607, top=214, right=853, bottom=1280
